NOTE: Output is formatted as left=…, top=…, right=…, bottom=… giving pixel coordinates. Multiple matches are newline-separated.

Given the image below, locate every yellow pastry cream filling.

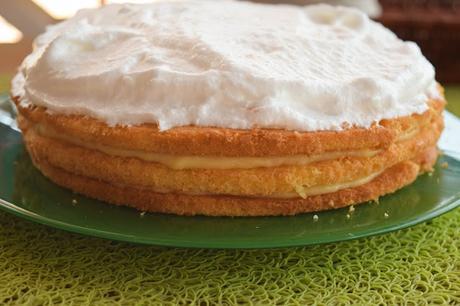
left=182, top=170, right=383, bottom=199
left=34, top=123, right=381, bottom=169
left=289, top=170, right=382, bottom=199
left=31, top=123, right=418, bottom=198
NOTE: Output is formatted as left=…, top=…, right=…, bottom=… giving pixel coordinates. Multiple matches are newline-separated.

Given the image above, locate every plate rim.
left=1, top=167, right=459, bottom=249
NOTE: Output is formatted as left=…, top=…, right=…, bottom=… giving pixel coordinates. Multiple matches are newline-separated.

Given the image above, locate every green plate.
left=0, top=99, right=459, bottom=248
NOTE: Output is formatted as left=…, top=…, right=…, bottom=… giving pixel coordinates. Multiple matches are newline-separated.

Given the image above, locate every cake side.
left=15, top=95, right=444, bottom=216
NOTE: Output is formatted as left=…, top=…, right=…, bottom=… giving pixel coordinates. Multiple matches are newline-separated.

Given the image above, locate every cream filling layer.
left=144, top=169, right=383, bottom=199
left=289, top=170, right=383, bottom=199
left=34, top=124, right=381, bottom=170
left=31, top=124, right=397, bottom=198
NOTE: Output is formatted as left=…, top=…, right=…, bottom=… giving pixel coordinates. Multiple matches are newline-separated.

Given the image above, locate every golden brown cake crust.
left=12, top=89, right=445, bottom=216
left=12, top=94, right=445, bottom=157
left=20, top=113, right=442, bottom=197
left=31, top=156, right=429, bottom=216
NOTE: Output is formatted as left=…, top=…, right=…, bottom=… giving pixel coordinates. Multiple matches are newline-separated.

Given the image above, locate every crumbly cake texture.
left=25, top=156, right=432, bottom=216
left=14, top=96, right=442, bottom=157
left=14, top=95, right=445, bottom=216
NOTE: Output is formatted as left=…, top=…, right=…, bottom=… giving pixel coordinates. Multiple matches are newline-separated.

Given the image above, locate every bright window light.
left=106, top=0, right=184, bottom=3
left=0, top=15, right=23, bottom=44
left=106, top=0, right=157, bottom=3
left=32, top=0, right=100, bottom=19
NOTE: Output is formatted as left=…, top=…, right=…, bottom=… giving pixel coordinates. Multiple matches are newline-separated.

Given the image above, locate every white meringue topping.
left=12, top=0, right=437, bottom=131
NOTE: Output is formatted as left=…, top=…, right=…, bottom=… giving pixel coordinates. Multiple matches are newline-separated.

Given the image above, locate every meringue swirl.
left=12, top=0, right=438, bottom=131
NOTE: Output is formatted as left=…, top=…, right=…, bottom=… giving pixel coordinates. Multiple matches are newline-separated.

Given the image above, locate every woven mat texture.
left=0, top=78, right=459, bottom=305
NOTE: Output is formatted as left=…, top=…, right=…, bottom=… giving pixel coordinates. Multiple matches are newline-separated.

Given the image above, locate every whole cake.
left=11, top=1, right=445, bottom=216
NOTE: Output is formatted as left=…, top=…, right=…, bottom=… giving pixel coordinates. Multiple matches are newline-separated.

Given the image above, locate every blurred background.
left=0, top=0, right=459, bottom=102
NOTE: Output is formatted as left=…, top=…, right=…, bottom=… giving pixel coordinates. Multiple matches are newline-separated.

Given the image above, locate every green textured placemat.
left=0, top=75, right=459, bottom=304
left=1, top=210, right=459, bottom=305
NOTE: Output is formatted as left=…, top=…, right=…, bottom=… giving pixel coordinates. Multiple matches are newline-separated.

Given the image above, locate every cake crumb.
left=428, top=172, right=433, bottom=177
left=346, top=214, right=351, bottom=219
left=71, top=199, right=77, bottom=205
left=348, top=205, right=355, bottom=213
left=140, top=211, right=146, bottom=217
left=313, top=214, right=319, bottom=222
left=384, top=212, right=389, bottom=218
left=441, top=162, right=449, bottom=169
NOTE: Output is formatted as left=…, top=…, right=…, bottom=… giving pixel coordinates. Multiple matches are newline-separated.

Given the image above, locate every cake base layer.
left=28, top=148, right=436, bottom=216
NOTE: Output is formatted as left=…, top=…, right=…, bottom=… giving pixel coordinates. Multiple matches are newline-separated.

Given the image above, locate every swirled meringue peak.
left=12, top=0, right=438, bottom=131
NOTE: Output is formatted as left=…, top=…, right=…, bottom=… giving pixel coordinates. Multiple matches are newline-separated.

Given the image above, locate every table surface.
left=0, top=77, right=459, bottom=305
